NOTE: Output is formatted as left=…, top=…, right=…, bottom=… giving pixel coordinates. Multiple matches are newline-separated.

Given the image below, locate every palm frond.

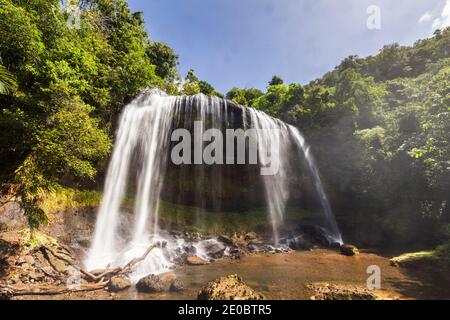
left=0, top=64, right=17, bottom=95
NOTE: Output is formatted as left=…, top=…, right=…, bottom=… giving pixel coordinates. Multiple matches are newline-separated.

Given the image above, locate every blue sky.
left=127, top=0, right=450, bottom=93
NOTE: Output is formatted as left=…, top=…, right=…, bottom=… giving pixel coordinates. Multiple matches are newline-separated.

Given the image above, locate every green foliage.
left=147, top=41, right=179, bottom=81
left=185, top=68, right=199, bottom=83
left=269, top=75, right=284, bottom=86
left=0, top=0, right=178, bottom=230
left=182, top=68, right=222, bottom=96
left=13, top=156, right=53, bottom=231
left=231, top=28, right=450, bottom=247
left=39, top=186, right=101, bottom=215
left=157, top=201, right=314, bottom=235
left=252, top=84, right=289, bottom=117
left=182, top=81, right=201, bottom=95
left=0, top=65, right=17, bottom=94
left=0, top=0, right=448, bottom=249
left=436, top=242, right=450, bottom=260
left=226, top=87, right=263, bottom=106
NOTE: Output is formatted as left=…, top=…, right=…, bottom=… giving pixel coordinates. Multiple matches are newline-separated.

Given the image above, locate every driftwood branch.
left=1, top=244, right=156, bottom=297
left=43, top=244, right=156, bottom=282
left=1, top=282, right=109, bottom=296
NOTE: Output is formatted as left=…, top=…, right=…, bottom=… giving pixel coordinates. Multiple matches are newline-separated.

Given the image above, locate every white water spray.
left=85, top=90, right=342, bottom=275
left=289, top=127, right=343, bottom=244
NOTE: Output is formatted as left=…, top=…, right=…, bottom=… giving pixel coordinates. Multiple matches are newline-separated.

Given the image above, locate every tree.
left=226, top=87, right=263, bottom=106
left=269, top=75, right=284, bottom=86
left=182, top=81, right=201, bottom=95
left=147, top=42, right=179, bottom=81
left=0, top=0, right=169, bottom=233
left=185, top=68, right=199, bottom=83
left=183, top=69, right=222, bottom=96
left=0, top=65, right=16, bottom=95
left=227, top=27, right=450, bottom=247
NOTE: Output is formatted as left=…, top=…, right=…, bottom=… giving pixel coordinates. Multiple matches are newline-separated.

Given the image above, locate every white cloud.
left=418, top=12, right=432, bottom=23
left=432, top=0, right=450, bottom=30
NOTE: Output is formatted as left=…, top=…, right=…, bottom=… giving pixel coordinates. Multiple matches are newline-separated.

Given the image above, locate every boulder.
left=330, top=242, right=342, bottom=250
left=218, top=235, right=234, bottom=246
left=108, top=276, right=131, bottom=292
left=186, top=256, right=210, bottom=265
left=340, top=244, right=359, bottom=256
left=244, top=232, right=258, bottom=241
left=159, top=272, right=178, bottom=291
left=136, top=274, right=164, bottom=293
left=170, top=279, right=184, bottom=292
left=297, top=224, right=333, bottom=247
left=135, top=273, right=184, bottom=293
left=248, top=239, right=263, bottom=246
left=202, top=240, right=226, bottom=259
left=46, top=251, right=68, bottom=273
left=287, top=235, right=314, bottom=251
left=229, top=248, right=243, bottom=259
left=0, top=287, right=13, bottom=300
left=159, top=272, right=177, bottom=284
left=232, top=233, right=249, bottom=248
left=183, top=244, right=197, bottom=255
left=308, top=283, right=388, bottom=300
left=198, top=274, right=264, bottom=300
left=28, top=271, right=45, bottom=281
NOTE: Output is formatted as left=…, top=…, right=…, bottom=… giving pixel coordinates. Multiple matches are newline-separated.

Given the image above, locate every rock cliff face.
left=146, top=96, right=322, bottom=215
left=0, top=230, right=81, bottom=292
left=0, top=198, right=97, bottom=258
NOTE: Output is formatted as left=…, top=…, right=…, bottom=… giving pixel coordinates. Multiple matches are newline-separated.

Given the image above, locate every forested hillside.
left=0, top=0, right=216, bottom=231
left=0, top=0, right=449, bottom=252
left=227, top=28, right=450, bottom=249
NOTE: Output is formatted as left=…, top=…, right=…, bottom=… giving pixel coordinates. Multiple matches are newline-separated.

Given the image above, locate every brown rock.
left=186, top=256, right=210, bottom=266
left=28, top=271, right=45, bottom=281
left=136, top=274, right=164, bottom=293
left=340, top=244, right=359, bottom=256
left=244, top=232, right=258, bottom=241
left=23, top=255, right=35, bottom=265
left=170, top=279, right=184, bottom=292
left=159, top=272, right=177, bottom=290
left=218, top=235, right=234, bottom=246
left=198, top=274, right=264, bottom=300
left=46, top=252, right=68, bottom=273
left=307, top=283, right=391, bottom=300
left=108, top=276, right=131, bottom=292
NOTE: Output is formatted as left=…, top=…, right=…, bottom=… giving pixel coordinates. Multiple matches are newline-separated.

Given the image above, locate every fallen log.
left=42, top=244, right=155, bottom=283
left=1, top=281, right=109, bottom=296
left=0, top=244, right=156, bottom=297
left=0, top=245, right=156, bottom=296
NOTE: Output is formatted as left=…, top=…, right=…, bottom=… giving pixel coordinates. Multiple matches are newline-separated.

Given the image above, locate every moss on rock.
left=198, top=274, right=264, bottom=300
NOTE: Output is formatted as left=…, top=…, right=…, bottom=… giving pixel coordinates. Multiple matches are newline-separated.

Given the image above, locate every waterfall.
left=288, top=127, right=343, bottom=244
left=85, top=90, right=342, bottom=274
left=247, top=108, right=291, bottom=245
left=85, top=91, right=176, bottom=272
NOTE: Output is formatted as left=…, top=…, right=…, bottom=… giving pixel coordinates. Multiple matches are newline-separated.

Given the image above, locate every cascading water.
left=85, top=90, right=342, bottom=276
left=247, top=108, right=291, bottom=245
left=85, top=91, right=176, bottom=275
left=288, top=127, right=343, bottom=244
